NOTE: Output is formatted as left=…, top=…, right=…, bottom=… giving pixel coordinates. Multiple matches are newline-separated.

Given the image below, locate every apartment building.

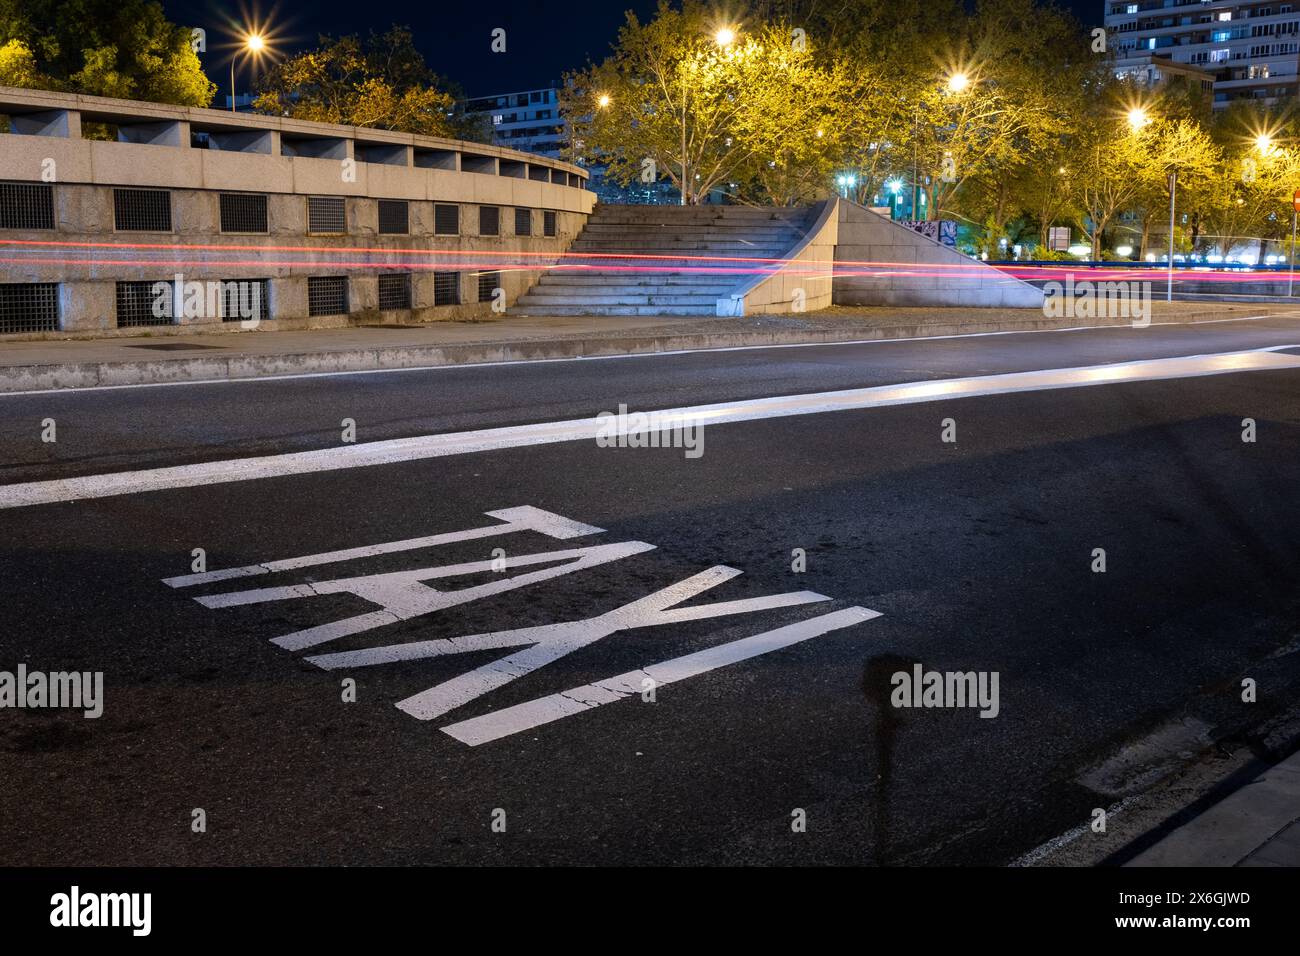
left=461, top=88, right=565, bottom=157
left=1105, top=0, right=1300, bottom=106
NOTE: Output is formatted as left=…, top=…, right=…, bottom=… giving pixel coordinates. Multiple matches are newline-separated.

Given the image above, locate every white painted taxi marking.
left=166, top=507, right=881, bottom=745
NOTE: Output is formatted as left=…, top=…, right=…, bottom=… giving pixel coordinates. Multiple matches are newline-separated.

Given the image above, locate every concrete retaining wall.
left=720, top=200, right=837, bottom=316
left=0, top=87, right=595, bottom=336
left=833, top=200, right=1044, bottom=308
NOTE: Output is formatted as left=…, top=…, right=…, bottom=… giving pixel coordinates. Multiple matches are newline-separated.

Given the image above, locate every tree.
left=254, top=26, right=484, bottom=140
left=1016, top=148, right=1081, bottom=254
left=1075, top=103, right=1151, bottom=259
left=0, top=0, right=213, bottom=105
left=1200, top=102, right=1300, bottom=260
left=561, top=1, right=850, bottom=204
left=1128, top=116, right=1221, bottom=258
left=772, top=0, right=962, bottom=207
left=717, top=24, right=856, bottom=205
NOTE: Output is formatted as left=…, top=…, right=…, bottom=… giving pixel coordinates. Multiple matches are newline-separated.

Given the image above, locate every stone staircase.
left=510, top=204, right=818, bottom=316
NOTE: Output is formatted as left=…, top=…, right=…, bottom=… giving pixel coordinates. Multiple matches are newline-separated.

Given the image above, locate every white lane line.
left=440, top=606, right=881, bottom=746
left=3, top=347, right=1299, bottom=511
left=2, top=310, right=1298, bottom=397
left=160, top=505, right=602, bottom=588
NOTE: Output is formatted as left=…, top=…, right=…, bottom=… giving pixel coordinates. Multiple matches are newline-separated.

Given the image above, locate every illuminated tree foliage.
left=0, top=0, right=213, bottom=105
left=561, top=1, right=850, bottom=204
left=253, top=26, right=484, bottom=140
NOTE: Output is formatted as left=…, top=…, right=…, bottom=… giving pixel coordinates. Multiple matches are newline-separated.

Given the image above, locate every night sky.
left=161, top=0, right=1104, bottom=100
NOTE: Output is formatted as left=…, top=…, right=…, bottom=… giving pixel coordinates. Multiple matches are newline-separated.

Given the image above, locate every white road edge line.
left=4, top=347, right=1300, bottom=511
left=2, top=309, right=1299, bottom=397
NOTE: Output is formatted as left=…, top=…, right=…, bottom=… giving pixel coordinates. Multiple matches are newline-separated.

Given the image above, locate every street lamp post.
left=1166, top=169, right=1176, bottom=302
left=911, top=110, right=919, bottom=222
left=912, top=71, right=972, bottom=222
left=680, top=64, right=688, bottom=205
left=1290, top=202, right=1297, bottom=298
left=230, top=33, right=266, bottom=113
left=675, top=27, right=737, bottom=206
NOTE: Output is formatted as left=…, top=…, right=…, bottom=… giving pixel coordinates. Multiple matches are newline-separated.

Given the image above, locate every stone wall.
left=0, top=87, right=595, bottom=337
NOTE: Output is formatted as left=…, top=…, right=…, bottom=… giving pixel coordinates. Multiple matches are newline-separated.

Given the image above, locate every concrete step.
left=536, top=277, right=736, bottom=292
left=516, top=292, right=719, bottom=306
left=546, top=270, right=761, bottom=280
left=570, top=241, right=793, bottom=253
left=575, top=228, right=800, bottom=237
left=509, top=303, right=719, bottom=316
left=582, top=223, right=805, bottom=234
left=581, top=223, right=804, bottom=234
left=589, top=206, right=810, bottom=219
left=508, top=203, right=817, bottom=319
left=525, top=280, right=733, bottom=291
left=554, top=260, right=772, bottom=270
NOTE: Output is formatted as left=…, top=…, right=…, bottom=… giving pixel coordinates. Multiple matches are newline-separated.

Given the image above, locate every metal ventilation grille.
left=307, top=275, right=349, bottom=316
left=378, top=200, right=409, bottom=235
left=476, top=271, right=501, bottom=303
left=0, top=182, right=55, bottom=230
left=0, top=283, right=59, bottom=333
left=307, top=197, right=346, bottom=234
left=220, top=193, right=269, bottom=233
left=543, top=210, right=557, bottom=237
left=514, top=207, right=531, bottom=236
left=116, top=280, right=174, bottom=327
left=434, top=204, right=459, bottom=236
left=433, top=272, right=460, bottom=305
left=378, top=273, right=412, bottom=311
left=113, top=189, right=172, bottom=232
left=479, top=206, right=500, bottom=236
left=218, top=279, right=270, bottom=322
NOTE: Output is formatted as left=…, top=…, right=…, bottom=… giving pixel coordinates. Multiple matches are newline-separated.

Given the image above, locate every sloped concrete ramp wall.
left=720, top=199, right=836, bottom=317
left=833, top=201, right=1043, bottom=308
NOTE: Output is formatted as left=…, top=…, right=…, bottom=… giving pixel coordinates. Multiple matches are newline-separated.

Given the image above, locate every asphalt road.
left=3, top=317, right=1300, bottom=866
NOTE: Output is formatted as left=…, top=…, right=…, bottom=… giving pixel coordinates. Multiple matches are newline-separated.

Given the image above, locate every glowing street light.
left=675, top=26, right=739, bottom=205
left=1255, top=132, right=1274, bottom=154
left=596, top=93, right=611, bottom=109
left=1127, top=107, right=1150, bottom=130
left=231, top=30, right=271, bottom=113
left=946, top=71, right=971, bottom=94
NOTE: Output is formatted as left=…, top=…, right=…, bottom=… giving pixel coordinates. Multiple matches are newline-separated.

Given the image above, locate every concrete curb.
left=0, top=312, right=1290, bottom=392
left=1125, top=749, right=1300, bottom=867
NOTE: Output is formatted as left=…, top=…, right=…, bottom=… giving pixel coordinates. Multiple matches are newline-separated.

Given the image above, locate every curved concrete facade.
left=0, top=87, right=595, bottom=337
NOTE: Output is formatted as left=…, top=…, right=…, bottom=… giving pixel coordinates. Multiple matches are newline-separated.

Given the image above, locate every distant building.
left=461, top=87, right=564, bottom=157
left=1105, top=1, right=1300, bottom=108
left=222, top=93, right=258, bottom=112
left=460, top=86, right=681, bottom=203
left=1112, top=52, right=1215, bottom=96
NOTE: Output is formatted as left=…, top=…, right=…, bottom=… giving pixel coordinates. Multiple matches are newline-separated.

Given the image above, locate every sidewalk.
left=1126, top=749, right=1300, bottom=867
left=0, top=301, right=1296, bottom=392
